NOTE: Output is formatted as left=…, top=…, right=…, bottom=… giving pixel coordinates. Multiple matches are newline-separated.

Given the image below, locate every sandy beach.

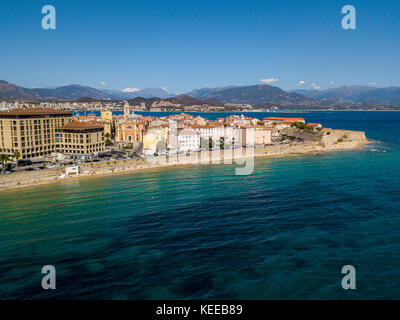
left=0, top=135, right=368, bottom=192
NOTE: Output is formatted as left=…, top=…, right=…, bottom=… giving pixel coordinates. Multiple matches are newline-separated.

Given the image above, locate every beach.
left=0, top=131, right=368, bottom=192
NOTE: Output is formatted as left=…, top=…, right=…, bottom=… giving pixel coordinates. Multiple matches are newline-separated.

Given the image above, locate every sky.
left=0, top=0, right=399, bottom=93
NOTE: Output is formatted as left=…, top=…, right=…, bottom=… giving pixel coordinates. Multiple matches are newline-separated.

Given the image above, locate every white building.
left=191, top=124, right=241, bottom=149
left=177, top=129, right=200, bottom=152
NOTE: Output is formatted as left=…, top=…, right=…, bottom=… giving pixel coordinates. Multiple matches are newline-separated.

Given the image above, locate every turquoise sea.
left=1, top=111, right=400, bottom=299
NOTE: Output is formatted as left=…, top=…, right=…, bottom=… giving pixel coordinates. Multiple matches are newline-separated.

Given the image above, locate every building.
left=115, top=105, right=146, bottom=143
left=100, top=109, right=114, bottom=136
left=177, top=129, right=200, bottom=152
left=0, top=108, right=72, bottom=159
left=143, top=127, right=167, bottom=155
left=115, top=118, right=146, bottom=143
left=55, top=120, right=105, bottom=159
left=240, top=126, right=272, bottom=147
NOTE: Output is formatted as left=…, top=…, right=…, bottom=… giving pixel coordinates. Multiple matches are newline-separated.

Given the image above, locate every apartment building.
left=177, top=129, right=200, bottom=152
left=55, top=120, right=105, bottom=159
left=0, top=108, right=72, bottom=159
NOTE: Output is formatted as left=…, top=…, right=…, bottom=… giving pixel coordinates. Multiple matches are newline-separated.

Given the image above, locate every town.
left=0, top=101, right=367, bottom=191
left=0, top=101, right=323, bottom=170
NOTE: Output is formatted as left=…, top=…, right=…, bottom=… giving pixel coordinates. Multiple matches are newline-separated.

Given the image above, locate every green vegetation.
left=105, top=133, right=112, bottom=146
left=219, top=137, right=225, bottom=149
left=13, top=151, right=21, bottom=168
left=281, top=134, right=296, bottom=141
left=0, top=150, right=11, bottom=174
left=337, top=138, right=344, bottom=143
left=291, top=121, right=317, bottom=132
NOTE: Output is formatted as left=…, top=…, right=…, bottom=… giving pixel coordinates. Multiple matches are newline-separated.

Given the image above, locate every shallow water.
left=0, top=111, right=399, bottom=299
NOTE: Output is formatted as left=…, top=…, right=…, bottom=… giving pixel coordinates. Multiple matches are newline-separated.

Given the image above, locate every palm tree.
left=13, top=151, right=21, bottom=168
left=104, top=132, right=112, bottom=147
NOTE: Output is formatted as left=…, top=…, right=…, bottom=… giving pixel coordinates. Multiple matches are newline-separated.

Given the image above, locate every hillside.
left=0, top=81, right=111, bottom=100
left=296, top=85, right=400, bottom=106
left=127, top=95, right=222, bottom=107
left=0, top=80, right=42, bottom=99
left=165, top=95, right=221, bottom=106
left=187, top=84, right=316, bottom=107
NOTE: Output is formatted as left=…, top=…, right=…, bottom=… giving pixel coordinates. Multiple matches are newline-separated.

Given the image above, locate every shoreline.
left=71, top=109, right=400, bottom=113
left=0, top=138, right=368, bottom=192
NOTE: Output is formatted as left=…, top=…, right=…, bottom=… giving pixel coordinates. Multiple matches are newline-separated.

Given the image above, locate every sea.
left=0, top=111, right=400, bottom=299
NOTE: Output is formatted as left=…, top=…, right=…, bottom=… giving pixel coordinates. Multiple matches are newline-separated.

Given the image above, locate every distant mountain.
left=0, top=80, right=42, bottom=99
left=127, top=95, right=221, bottom=107
left=187, top=84, right=316, bottom=107
left=166, top=94, right=221, bottom=106
left=187, top=86, right=238, bottom=99
left=0, top=81, right=111, bottom=100
left=0, top=81, right=176, bottom=101
left=3, top=80, right=400, bottom=107
left=32, top=84, right=111, bottom=100
left=72, top=97, right=100, bottom=103
left=294, top=85, right=400, bottom=106
left=136, top=87, right=175, bottom=99
left=103, top=87, right=175, bottom=99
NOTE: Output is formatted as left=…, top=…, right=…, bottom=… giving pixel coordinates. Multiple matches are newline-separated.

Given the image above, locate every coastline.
left=0, top=137, right=368, bottom=192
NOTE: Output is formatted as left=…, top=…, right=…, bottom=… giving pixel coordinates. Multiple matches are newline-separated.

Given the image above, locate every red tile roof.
left=0, top=108, right=72, bottom=116
left=58, top=120, right=104, bottom=130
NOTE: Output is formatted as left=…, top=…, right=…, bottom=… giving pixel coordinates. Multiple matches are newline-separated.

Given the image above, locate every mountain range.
left=1, top=80, right=400, bottom=108
left=291, top=85, right=400, bottom=106
left=127, top=95, right=222, bottom=107
left=0, top=81, right=174, bottom=101
left=186, top=84, right=319, bottom=107
left=102, top=87, right=174, bottom=99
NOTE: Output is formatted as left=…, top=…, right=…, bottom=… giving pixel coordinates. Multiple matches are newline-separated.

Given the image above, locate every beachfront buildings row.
left=0, top=104, right=321, bottom=160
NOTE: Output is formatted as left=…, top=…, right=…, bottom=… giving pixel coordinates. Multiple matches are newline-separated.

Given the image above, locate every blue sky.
left=0, top=0, right=399, bottom=93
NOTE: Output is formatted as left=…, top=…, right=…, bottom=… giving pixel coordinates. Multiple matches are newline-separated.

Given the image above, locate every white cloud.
left=297, top=80, right=321, bottom=90
left=329, top=81, right=335, bottom=85
left=161, top=87, right=169, bottom=92
left=100, top=81, right=107, bottom=86
left=260, top=78, right=279, bottom=84
left=369, top=81, right=376, bottom=86
left=122, top=87, right=140, bottom=93
left=310, top=83, right=321, bottom=89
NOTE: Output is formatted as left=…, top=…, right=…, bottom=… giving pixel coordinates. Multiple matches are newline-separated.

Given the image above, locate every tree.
left=209, top=138, right=213, bottom=149
left=0, top=153, right=11, bottom=174
left=219, top=137, right=225, bottom=149
left=105, top=139, right=112, bottom=146
left=13, top=151, right=21, bottom=168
